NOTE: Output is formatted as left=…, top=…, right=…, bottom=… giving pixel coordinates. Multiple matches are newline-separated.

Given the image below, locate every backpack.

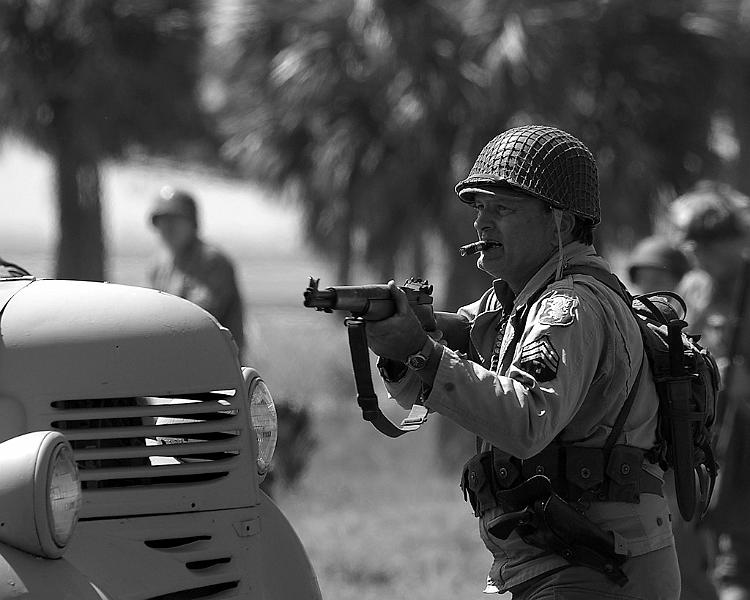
left=569, top=266, right=721, bottom=521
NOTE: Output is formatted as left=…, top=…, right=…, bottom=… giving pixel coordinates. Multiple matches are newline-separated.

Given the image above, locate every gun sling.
left=345, top=317, right=428, bottom=437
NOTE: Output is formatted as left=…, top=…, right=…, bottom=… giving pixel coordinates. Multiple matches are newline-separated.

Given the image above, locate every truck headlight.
left=242, top=368, right=278, bottom=477
left=48, top=442, right=81, bottom=547
left=0, top=431, right=82, bottom=558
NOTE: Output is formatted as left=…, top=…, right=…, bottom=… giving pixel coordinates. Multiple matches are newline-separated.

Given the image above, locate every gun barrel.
left=304, top=282, right=396, bottom=319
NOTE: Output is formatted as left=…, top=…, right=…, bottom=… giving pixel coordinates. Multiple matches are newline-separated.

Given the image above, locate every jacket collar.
left=491, top=242, right=609, bottom=313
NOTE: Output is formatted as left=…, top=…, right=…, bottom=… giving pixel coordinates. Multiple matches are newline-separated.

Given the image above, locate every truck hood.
left=0, top=278, right=241, bottom=402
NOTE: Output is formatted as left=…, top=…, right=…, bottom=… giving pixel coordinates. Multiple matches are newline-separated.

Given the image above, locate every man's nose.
left=474, top=209, right=493, bottom=231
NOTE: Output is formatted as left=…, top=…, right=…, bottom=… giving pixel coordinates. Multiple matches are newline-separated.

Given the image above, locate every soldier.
left=367, top=126, right=679, bottom=598
left=626, top=235, right=690, bottom=295
left=148, top=186, right=245, bottom=357
left=670, top=181, right=750, bottom=600
left=625, top=233, right=716, bottom=600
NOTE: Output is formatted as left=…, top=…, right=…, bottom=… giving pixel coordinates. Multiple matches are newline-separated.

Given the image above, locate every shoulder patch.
left=537, top=292, right=578, bottom=327
left=518, top=335, right=560, bottom=382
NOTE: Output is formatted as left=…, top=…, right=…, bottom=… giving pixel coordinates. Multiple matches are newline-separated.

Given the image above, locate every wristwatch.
left=406, top=337, right=434, bottom=371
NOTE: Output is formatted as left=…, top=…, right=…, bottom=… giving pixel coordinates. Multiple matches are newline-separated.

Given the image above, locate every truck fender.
left=259, top=491, right=322, bottom=600
left=0, top=542, right=117, bottom=600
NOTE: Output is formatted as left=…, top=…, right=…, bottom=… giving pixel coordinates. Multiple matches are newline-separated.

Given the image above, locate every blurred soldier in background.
left=625, top=233, right=715, bottom=600
left=626, top=236, right=690, bottom=295
left=368, top=126, right=679, bottom=598
left=671, top=181, right=750, bottom=600
left=148, top=186, right=245, bottom=357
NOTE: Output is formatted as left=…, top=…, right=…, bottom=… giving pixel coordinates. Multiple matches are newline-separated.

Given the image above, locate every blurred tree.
left=210, top=0, right=490, bottom=308
left=0, top=0, right=214, bottom=280
left=462, top=0, right=721, bottom=248
left=687, top=0, right=750, bottom=196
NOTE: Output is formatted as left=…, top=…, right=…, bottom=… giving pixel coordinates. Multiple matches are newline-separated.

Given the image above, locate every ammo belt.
left=461, top=443, right=663, bottom=518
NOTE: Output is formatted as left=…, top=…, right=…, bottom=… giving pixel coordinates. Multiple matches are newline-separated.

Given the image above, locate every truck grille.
left=50, top=391, right=243, bottom=490
left=144, top=534, right=238, bottom=600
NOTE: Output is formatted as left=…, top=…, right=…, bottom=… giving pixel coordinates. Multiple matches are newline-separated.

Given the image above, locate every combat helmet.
left=150, top=186, right=199, bottom=228
left=455, top=125, right=600, bottom=225
left=670, top=180, right=750, bottom=243
left=627, top=236, right=690, bottom=283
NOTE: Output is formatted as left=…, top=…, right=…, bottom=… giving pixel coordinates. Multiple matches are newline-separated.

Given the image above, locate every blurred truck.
left=0, top=275, right=321, bottom=600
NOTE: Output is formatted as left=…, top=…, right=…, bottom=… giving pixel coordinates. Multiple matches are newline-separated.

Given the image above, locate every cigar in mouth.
left=459, top=240, right=502, bottom=256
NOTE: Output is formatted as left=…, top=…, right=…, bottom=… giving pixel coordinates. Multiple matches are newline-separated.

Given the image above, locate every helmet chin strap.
left=553, top=209, right=565, bottom=281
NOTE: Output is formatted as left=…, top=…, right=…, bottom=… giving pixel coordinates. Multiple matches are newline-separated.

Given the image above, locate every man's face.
left=153, top=214, right=196, bottom=254
left=471, top=188, right=556, bottom=291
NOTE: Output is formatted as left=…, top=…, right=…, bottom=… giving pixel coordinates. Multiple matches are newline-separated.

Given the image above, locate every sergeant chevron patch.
left=518, top=335, right=560, bottom=382
left=538, top=293, right=578, bottom=327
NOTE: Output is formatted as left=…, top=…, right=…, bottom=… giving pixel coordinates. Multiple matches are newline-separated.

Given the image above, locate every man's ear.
left=559, top=212, right=576, bottom=239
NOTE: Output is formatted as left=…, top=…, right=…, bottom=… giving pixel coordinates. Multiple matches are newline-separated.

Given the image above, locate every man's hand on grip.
left=366, top=281, right=428, bottom=362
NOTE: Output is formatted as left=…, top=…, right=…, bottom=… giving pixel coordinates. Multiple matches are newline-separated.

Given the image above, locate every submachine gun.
left=303, top=277, right=468, bottom=437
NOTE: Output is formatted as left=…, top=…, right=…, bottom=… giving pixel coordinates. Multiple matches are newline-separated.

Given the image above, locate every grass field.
left=0, top=139, right=506, bottom=599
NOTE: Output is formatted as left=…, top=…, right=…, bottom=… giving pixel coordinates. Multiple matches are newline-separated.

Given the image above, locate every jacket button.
left=620, top=463, right=631, bottom=476
left=535, top=465, right=545, bottom=475
left=498, top=467, right=508, bottom=479
left=470, top=472, right=478, bottom=485
left=580, top=467, right=591, bottom=480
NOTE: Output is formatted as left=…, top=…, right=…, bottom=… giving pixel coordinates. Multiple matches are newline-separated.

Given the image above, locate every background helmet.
left=150, top=186, right=198, bottom=228
left=455, top=125, right=600, bottom=225
left=627, top=236, right=690, bottom=283
left=669, top=180, right=750, bottom=243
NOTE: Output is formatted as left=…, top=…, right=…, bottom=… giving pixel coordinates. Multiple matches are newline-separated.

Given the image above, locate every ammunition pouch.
left=486, top=475, right=628, bottom=586
left=460, top=444, right=662, bottom=517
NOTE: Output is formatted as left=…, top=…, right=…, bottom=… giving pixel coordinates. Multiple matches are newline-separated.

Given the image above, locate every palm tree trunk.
left=51, top=106, right=105, bottom=281
left=732, top=64, right=750, bottom=197
left=336, top=196, right=353, bottom=284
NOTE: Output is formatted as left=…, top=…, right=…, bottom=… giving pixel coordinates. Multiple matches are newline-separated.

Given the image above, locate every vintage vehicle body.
left=0, top=276, right=321, bottom=600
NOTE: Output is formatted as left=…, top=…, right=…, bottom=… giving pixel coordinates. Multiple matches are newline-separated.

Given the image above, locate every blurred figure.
left=627, top=235, right=690, bottom=295
left=625, top=234, right=715, bottom=600
left=148, top=186, right=245, bottom=357
left=670, top=181, right=750, bottom=600
left=0, top=257, right=30, bottom=278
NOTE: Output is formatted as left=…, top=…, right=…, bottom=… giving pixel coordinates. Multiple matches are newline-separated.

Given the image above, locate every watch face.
left=407, top=354, right=427, bottom=370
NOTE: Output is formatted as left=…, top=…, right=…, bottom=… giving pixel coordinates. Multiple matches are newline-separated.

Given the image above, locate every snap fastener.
left=580, top=467, right=591, bottom=480
left=535, top=465, right=545, bottom=475
left=620, top=463, right=631, bottom=476
left=498, top=467, right=508, bottom=479
left=562, top=549, right=573, bottom=559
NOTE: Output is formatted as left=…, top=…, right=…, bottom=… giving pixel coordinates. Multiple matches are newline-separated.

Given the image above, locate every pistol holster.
left=488, top=475, right=629, bottom=586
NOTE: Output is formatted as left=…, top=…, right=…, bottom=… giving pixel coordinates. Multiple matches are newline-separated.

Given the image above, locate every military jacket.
left=149, top=239, right=245, bottom=352
left=384, top=242, right=674, bottom=591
